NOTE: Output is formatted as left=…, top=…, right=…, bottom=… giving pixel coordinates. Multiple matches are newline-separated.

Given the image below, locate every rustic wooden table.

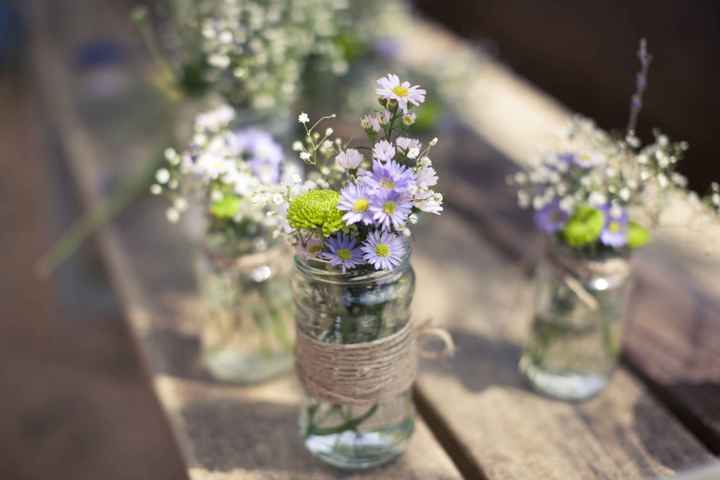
left=30, top=0, right=720, bottom=478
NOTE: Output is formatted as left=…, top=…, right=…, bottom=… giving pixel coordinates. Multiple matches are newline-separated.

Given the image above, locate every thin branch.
left=626, top=38, right=653, bottom=138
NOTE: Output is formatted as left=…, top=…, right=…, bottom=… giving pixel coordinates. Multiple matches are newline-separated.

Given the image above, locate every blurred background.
left=1, top=0, right=718, bottom=478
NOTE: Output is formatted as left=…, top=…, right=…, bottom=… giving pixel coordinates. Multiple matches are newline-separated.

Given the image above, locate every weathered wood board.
left=391, top=13, right=720, bottom=457
left=31, top=0, right=719, bottom=477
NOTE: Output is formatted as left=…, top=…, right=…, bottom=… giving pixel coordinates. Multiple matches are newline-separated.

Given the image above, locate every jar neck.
left=547, top=241, right=632, bottom=286
left=203, top=222, right=280, bottom=259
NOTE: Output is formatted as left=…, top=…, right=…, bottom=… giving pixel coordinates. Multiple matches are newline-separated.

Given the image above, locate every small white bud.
left=155, top=168, right=170, bottom=184
left=166, top=208, right=180, bottom=223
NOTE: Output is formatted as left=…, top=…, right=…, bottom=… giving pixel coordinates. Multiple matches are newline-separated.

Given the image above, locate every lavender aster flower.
left=373, top=140, right=396, bottom=162
left=361, top=230, right=406, bottom=271
left=599, top=205, right=629, bottom=248
left=229, top=129, right=283, bottom=184
left=370, top=190, right=413, bottom=230
left=320, top=233, right=363, bottom=272
left=534, top=200, right=569, bottom=234
left=337, top=183, right=374, bottom=225
left=555, top=151, right=603, bottom=170
left=364, top=159, right=416, bottom=193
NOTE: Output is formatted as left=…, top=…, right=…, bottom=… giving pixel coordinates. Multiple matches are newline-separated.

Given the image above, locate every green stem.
left=305, top=404, right=379, bottom=437
left=36, top=150, right=165, bottom=277
left=131, top=6, right=177, bottom=86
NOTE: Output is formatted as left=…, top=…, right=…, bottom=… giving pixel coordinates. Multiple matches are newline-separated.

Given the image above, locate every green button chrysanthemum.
left=562, top=205, right=604, bottom=248
left=288, top=189, right=344, bottom=237
left=628, top=222, right=650, bottom=248
left=210, top=195, right=242, bottom=219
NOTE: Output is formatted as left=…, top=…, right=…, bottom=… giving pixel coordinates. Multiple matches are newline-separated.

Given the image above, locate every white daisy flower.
left=298, top=112, right=310, bottom=124
left=372, top=140, right=396, bottom=162
left=396, top=137, right=421, bottom=152
left=335, top=148, right=363, bottom=170
left=416, top=165, right=438, bottom=188
left=376, top=74, right=426, bottom=113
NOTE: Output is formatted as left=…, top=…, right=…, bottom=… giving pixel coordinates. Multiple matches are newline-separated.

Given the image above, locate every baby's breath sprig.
left=509, top=39, right=719, bottom=254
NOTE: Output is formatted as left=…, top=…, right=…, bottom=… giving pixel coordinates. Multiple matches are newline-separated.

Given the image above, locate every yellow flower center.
left=375, top=243, right=390, bottom=257
left=308, top=244, right=323, bottom=255
left=381, top=179, right=396, bottom=189
left=392, top=85, right=409, bottom=97
left=337, top=248, right=352, bottom=261
left=383, top=201, right=397, bottom=215
left=353, top=198, right=369, bottom=213
left=609, top=222, right=621, bottom=233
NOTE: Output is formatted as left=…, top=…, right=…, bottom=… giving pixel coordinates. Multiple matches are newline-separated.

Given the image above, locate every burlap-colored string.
left=548, top=250, right=632, bottom=310
left=296, top=319, right=454, bottom=406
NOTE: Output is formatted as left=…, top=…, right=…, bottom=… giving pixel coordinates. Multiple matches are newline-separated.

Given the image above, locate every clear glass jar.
left=196, top=226, right=294, bottom=384
left=520, top=244, right=633, bottom=401
left=292, top=250, right=416, bottom=470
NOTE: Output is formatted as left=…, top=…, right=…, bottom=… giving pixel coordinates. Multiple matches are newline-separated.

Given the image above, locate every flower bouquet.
left=511, top=40, right=719, bottom=400
left=151, top=104, right=299, bottom=384
left=264, top=74, right=442, bottom=469
left=133, top=0, right=349, bottom=116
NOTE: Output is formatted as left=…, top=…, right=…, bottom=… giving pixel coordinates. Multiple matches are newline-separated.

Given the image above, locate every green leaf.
left=562, top=205, right=604, bottom=248
left=628, top=222, right=651, bottom=248
left=210, top=195, right=242, bottom=219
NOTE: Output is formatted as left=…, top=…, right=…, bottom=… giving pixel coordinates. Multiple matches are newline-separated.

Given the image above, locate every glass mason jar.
left=196, top=225, right=295, bottom=384
left=520, top=243, right=633, bottom=401
left=292, top=249, right=417, bottom=470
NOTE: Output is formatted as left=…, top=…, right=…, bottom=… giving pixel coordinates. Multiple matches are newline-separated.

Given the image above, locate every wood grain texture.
left=29, top=2, right=462, bottom=478
left=390, top=12, right=720, bottom=458
left=410, top=213, right=712, bottom=479
left=31, top=0, right=718, bottom=477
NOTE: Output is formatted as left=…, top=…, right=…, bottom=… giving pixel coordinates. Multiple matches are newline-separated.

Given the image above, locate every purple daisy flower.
left=555, top=151, right=603, bottom=170
left=228, top=128, right=283, bottom=184
left=534, top=200, right=569, bottom=234
left=363, top=159, right=416, bottom=193
left=599, top=205, right=629, bottom=248
left=320, top=233, right=364, bottom=272
left=370, top=190, right=413, bottom=230
left=337, top=183, right=374, bottom=225
left=361, top=230, right=406, bottom=271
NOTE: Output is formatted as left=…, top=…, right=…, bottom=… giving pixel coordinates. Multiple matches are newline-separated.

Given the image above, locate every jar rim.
left=294, top=239, right=413, bottom=284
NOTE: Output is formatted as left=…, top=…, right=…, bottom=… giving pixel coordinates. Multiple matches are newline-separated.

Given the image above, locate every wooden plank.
left=411, top=213, right=712, bottom=479
left=31, top=1, right=717, bottom=478
left=29, top=1, right=463, bottom=478
left=390, top=13, right=720, bottom=457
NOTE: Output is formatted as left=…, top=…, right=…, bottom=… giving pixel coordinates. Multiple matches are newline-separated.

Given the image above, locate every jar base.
left=520, top=356, right=610, bottom=401
left=203, top=349, right=293, bottom=384
left=303, top=419, right=414, bottom=470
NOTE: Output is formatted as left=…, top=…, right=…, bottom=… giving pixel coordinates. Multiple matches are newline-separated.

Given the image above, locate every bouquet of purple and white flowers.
left=509, top=116, right=688, bottom=253
left=510, top=40, right=719, bottom=255
left=282, top=73, right=443, bottom=272
left=151, top=103, right=299, bottom=239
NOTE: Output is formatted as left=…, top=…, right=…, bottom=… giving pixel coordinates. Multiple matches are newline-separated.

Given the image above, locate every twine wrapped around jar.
left=295, top=320, right=454, bottom=406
